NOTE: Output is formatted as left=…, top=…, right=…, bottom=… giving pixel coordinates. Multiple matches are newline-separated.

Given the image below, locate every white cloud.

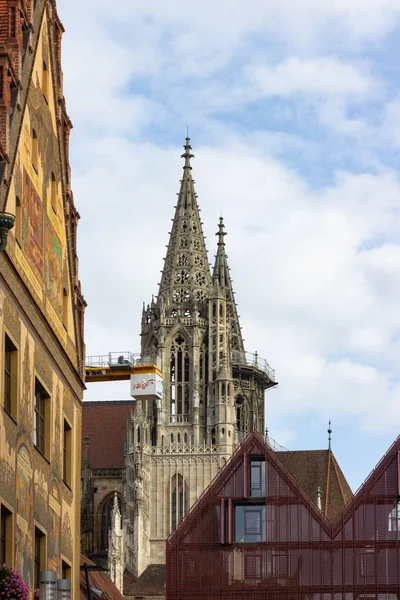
left=56, top=0, right=400, bottom=489
left=245, top=57, right=375, bottom=98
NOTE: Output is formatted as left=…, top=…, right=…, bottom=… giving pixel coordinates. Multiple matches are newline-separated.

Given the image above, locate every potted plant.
left=0, top=564, right=31, bottom=600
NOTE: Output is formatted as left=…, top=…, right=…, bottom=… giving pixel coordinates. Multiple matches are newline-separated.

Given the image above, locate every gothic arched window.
left=235, top=395, right=247, bottom=439
left=171, top=474, right=188, bottom=531
left=170, top=334, right=190, bottom=420
left=199, top=342, right=208, bottom=407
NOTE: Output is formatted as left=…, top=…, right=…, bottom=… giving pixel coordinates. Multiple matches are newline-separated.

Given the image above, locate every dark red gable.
left=167, top=430, right=400, bottom=600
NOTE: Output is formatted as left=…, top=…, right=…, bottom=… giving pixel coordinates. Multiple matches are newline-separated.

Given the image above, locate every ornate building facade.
left=80, top=400, right=134, bottom=566
left=124, top=139, right=277, bottom=577
left=0, top=0, right=85, bottom=597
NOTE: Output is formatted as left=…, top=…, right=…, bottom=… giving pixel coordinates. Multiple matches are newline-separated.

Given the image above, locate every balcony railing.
left=232, top=350, right=275, bottom=381
left=169, top=414, right=190, bottom=424
left=85, top=351, right=161, bottom=369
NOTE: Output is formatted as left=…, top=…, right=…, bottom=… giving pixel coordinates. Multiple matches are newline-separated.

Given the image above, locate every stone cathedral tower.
left=125, top=139, right=276, bottom=576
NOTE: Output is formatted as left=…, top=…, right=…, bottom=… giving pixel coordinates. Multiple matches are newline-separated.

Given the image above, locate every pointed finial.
left=216, top=216, right=226, bottom=245
left=181, top=137, right=194, bottom=169
left=113, top=488, right=119, bottom=512
left=328, top=420, right=332, bottom=450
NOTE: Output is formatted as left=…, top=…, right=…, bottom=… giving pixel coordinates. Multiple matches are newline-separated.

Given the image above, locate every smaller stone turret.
left=108, top=490, right=124, bottom=593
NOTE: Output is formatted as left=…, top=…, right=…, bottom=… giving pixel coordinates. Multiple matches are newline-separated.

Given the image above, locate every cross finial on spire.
left=216, top=216, right=226, bottom=246
left=328, top=420, right=332, bottom=450
left=181, top=137, right=194, bottom=169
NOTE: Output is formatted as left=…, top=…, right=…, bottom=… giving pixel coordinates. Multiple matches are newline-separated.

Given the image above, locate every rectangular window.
left=34, top=379, right=50, bottom=457
left=34, top=527, right=46, bottom=590
left=0, top=505, right=12, bottom=565
left=63, top=419, right=72, bottom=487
left=234, top=505, right=266, bottom=543
left=9, top=7, right=16, bottom=38
left=62, top=559, right=71, bottom=580
left=388, top=499, right=400, bottom=540
left=250, top=459, right=265, bottom=497
left=4, top=334, right=17, bottom=420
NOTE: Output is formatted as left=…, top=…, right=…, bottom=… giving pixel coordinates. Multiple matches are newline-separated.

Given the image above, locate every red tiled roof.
left=82, top=401, right=135, bottom=469
left=80, top=555, right=125, bottom=600
left=276, top=449, right=352, bottom=520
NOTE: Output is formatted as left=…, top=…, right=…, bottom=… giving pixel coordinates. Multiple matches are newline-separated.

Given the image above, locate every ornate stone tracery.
left=126, top=139, right=276, bottom=580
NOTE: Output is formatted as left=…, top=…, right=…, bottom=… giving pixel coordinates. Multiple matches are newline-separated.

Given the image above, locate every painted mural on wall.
left=16, top=445, right=33, bottom=587
left=62, top=510, right=73, bottom=561
left=52, top=384, right=61, bottom=475
left=13, top=71, right=69, bottom=346
left=22, top=167, right=44, bottom=281
left=20, top=334, right=33, bottom=433
left=0, top=411, right=15, bottom=506
left=48, top=481, right=61, bottom=573
left=45, top=217, right=62, bottom=318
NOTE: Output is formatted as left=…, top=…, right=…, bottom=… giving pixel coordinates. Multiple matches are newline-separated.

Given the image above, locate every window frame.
left=234, top=504, right=266, bottom=544
left=42, top=60, right=49, bottom=102
left=33, top=377, right=51, bottom=459
left=63, top=418, right=72, bottom=488
left=0, top=504, right=13, bottom=566
left=31, top=129, right=39, bottom=173
left=170, top=473, right=188, bottom=532
left=34, top=526, right=46, bottom=590
left=3, top=332, right=18, bottom=421
left=249, top=457, right=266, bottom=498
left=61, top=558, right=72, bottom=580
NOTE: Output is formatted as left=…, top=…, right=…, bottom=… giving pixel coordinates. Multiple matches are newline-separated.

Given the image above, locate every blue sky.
left=58, top=0, right=400, bottom=492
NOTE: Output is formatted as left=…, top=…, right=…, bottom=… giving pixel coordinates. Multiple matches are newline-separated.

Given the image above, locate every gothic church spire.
left=158, top=138, right=212, bottom=310
left=213, top=217, right=245, bottom=358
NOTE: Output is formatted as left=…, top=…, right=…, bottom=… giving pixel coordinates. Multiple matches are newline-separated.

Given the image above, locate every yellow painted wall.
left=0, top=11, right=83, bottom=600
left=6, top=12, right=77, bottom=364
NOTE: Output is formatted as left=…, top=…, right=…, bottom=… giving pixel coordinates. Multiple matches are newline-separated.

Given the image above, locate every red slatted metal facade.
left=166, top=432, right=400, bottom=600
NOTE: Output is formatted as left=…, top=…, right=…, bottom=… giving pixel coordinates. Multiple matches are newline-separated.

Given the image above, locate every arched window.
left=171, top=474, right=188, bottom=532
left=211, top=427, right=216, bottom=445
left=199, top=342, right=208, bottom=406
left=100, top=494, right=122, bottom=551
left=235, top=396, right=246, bottom=438
left=170, top=334, right=190, bottom=420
